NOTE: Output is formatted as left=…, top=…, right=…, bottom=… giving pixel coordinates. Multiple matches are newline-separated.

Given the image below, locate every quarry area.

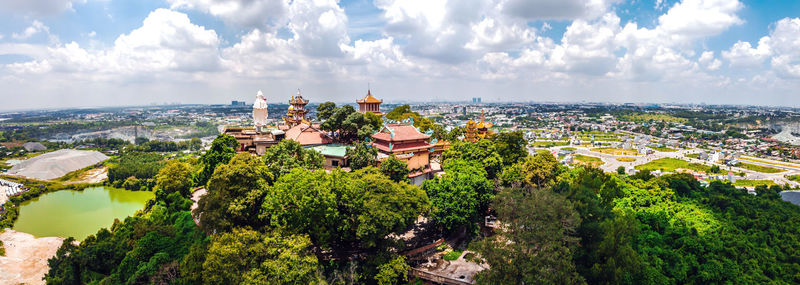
left=7, top=149, right=109, bottom=180
left=0, top=230, right=65, bottom=285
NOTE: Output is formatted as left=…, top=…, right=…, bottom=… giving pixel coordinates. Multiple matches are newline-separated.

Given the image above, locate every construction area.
left=7, top=149, right=109, bottom=180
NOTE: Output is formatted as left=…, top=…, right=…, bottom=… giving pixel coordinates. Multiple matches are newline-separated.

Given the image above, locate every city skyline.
left=1, top=0, right=799, bottom=110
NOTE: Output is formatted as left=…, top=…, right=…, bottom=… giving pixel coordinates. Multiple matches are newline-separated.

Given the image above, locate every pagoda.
left=465, top=119, right=478, bottom=142
left=284, top=89, right=310, bottom=128
left=371, top=117, right=435, bottom=185
left=357, top=89, right=383, bottom=116
left=464, top=110, right=492, bottom=142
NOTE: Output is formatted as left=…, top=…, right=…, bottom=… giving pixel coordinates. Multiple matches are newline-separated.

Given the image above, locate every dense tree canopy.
left=261, top=139, right=323, bottom=179
left=490, top=131, right=528, bottom=166
left=156, top=160, right=194, bottom=197
left=441, top=139, right=504, bottom=178
left=197, top=134, right=238, bottom=186
left=379, top=155, right=409, bottom=183
left=346, top=141, right=377, bottom=170
left=422, top=159, right=493, bottom=232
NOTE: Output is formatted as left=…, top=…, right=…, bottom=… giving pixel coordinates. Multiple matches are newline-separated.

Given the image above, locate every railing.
left=410, top=268, right=473, bottom=285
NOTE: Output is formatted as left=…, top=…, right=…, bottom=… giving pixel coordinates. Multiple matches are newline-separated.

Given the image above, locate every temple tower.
left=357, top=89, right=383, bottom=116
left=284, top=89, right=309, bottom=127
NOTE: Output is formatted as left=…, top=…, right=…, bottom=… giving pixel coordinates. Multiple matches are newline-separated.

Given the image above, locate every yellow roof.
left=358, top=90, right=382, bottom=104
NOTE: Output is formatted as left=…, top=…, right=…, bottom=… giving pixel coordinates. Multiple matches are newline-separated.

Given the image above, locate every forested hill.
left=44, top=133, right=800, bottom=284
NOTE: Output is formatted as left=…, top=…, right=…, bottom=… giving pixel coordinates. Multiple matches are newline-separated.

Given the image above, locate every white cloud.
left=768, top=18, right=800, bottom=78
left=167, top=0, right=289, bottom=30
left=0, top=0, right=84, bottom=16
left=698, top=51, right=722, bottom=70
left=13, top=21, right=50, bottom=40
left=7, top=9, right=222, bottom=76
left=657, top=0, right=743, bottom=42
left=500, top=0, right=618, bottom=20
left=722, top=39, right=770, bottom=68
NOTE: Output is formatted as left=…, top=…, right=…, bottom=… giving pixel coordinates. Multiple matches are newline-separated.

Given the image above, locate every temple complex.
left=371, top=118, right=435, bottom=185
left=357, top=89, right=383, bottom=116
left=284, top=90, right=310, bottom=128
left=224, top=90, right=284, bottom=155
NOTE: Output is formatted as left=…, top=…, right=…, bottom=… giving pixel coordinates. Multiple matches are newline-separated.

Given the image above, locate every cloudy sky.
left=0, top=0, right=798, bottom=110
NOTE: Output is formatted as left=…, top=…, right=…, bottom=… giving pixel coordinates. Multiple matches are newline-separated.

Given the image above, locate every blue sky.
left=0, top=0, right=798, bottom=110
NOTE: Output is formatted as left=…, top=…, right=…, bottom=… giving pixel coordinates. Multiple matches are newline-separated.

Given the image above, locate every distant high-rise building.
left=472, top=98, right=477, bottom=103
left=477, top=97, right=482, bottom=103
left=231, top=100, right=246, bottom=106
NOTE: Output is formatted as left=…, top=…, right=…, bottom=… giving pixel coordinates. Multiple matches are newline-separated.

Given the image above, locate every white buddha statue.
left=253, top=90, right=268, bottom=132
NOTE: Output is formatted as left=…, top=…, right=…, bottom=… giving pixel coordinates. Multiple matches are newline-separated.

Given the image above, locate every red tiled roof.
left=372, top=140, right=432, bottom=153
left=285, top=123, right=332, bottom=146
left=372, top=124, right=430, bottom=142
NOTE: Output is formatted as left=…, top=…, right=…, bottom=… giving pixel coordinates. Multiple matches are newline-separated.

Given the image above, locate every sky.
left=0, top=0, right=798, bottom=110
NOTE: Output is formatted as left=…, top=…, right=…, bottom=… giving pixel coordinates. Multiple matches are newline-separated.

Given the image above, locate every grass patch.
left=736, top=162, right=783, bottom=174
left=561, top=147, right=577, bottom=151
left=686, top=153, right=699, bottom=159
left=531, top=141, right=569, bottom=147
left=635, top=158, right=711, bottom=173
left=443, top=250, right=463, bottom=261
left=731, top=179, right=777, bottom=187
left=741, top=157, right=800, bottom=170
left=616, top=157, right=636, bottom=162
left=592, top=148, right=640, bottom=156
left=653, top=147, right=678, bottom=152
left=620, top=113, right=688, bottom=123
left=787, top=175, right=800, bottom=183
left=574, top=155, right=604, bottom=167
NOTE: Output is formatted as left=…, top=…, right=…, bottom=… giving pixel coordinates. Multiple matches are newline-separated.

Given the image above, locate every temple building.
left=371, top=118, right=435, bottom=185
left=284, top=90, right=310, bottom=128
left=465, top=110, right=493, bottom=142
left=224, top=90, right=284, bottom=155
left=357, top=89, right=383, bottom=116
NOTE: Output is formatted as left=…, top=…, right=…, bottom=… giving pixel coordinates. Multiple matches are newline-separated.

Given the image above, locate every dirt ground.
left=0, top=229, right=64, bottom=285
left=64, top=166, right=108, bottom=184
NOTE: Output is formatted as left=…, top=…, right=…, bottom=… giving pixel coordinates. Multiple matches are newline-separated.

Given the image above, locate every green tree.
left=374, top=255, right=410, bottom=285
left=198, top=134, right=238, bottom=186
left=385, top=105, right=436, bottom=132
left=617, top=166, right=626, bottom=175
left=491, top=131, right=528, bottom=165
left=262, top=139, right=323, bottom=180
left=380, top=156, right=409, bottom=183
left=156, top=160, right=194, bottom=197
left=202, top=228, right=319, bottom=285
left=423, top=159, right=493, bottom=232
left=346, top=141, right=377, bottom=170
left=441, top=139, right=504, bottom=179
left=519, top=152, right=560, bottom=188
left=195, top=153, right=272, bottom=234
left=473, top=188, right=583, bottom=284
left=317, top=101, right=337, bottom=121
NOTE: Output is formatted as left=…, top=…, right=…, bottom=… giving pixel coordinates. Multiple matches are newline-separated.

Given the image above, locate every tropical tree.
left=379, top=156, right=409, bottom=183
left=197, top=134, right=238, bottom=185
left=261, top=139, right=323, bottom=180
left=422, top=159, right=493, bottom=232
left=441, top=139, right=504, bottom=179
left=156, top=160, right=194, bottom=197
left=346, top=141, right=377, bottom=170
left=202, top=228, right=320, bottom=285
left=316, top=101, right=337, bottom=121
left=473, top=188, right=583, bottom=284
left=490, top=131, right=528, bottom=165
left=195, top=153, right=272, bottom=234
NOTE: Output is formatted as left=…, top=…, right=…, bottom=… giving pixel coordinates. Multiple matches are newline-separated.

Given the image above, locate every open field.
left=574, top=155, right=604, bottom=167
left=592, top=148, right=640, bottom=156
left=531, top=141, right=568, bottom=147
left=731, top=179, right=778, bottom=187
left=561, top=147, right=577, bottom=151
left=686, top=153, right=699, bottom=159
left=635, top=158, right=711, bottom=173
left=616, top=157, right=636, bottom=162
left=620, top=113, right=688, bottom=123
left=736, top=162, right=783, bottom=174
left=653, top=147, right=678, bottom=152
left=740, top=157, right=800, bottom=170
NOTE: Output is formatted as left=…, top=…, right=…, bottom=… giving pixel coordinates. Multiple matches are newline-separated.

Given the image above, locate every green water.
left=13, top=187, right=154, bottom=240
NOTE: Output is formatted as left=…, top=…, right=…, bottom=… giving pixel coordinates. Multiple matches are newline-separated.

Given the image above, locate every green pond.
left=13, top=187, right=154, bottom=240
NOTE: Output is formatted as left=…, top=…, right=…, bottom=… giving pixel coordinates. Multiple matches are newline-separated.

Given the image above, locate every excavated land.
left=7, top=149, right=109, bottom=180
left=0, top=229, right=65, bottom=285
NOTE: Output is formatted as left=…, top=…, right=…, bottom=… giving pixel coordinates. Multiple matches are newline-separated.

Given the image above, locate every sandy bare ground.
left=0, top=229, right=64, bottom=285
left=190, top=188, right=206, bottom=225
left=64, top=166, right=108, bottom=184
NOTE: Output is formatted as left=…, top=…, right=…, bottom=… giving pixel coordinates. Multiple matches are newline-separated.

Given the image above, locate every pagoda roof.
left=357, top=90, right=383, bottom=104
left=372, top=123, right=430, bottom=142
left=285, top=123, right=332, bottom=146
